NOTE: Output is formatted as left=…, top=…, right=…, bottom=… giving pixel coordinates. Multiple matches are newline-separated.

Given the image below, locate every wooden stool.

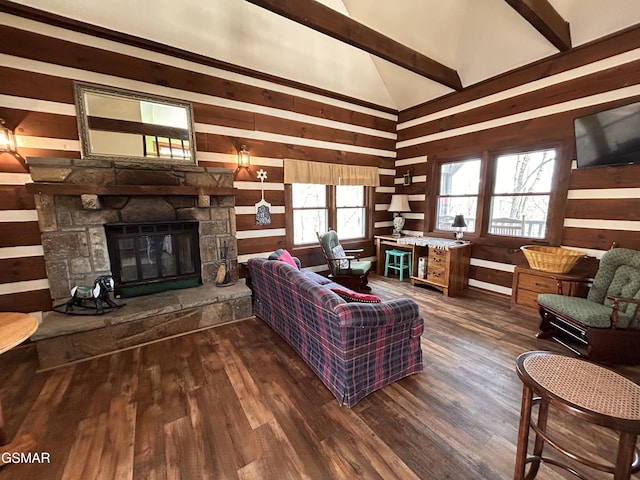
left=384, top=249, right=412, bottom=281
left=514, top=351, right=640, bottom=480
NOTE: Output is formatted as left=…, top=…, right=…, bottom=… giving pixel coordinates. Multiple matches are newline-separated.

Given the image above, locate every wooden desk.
left=374, top=235, right=422, bottom=276
left=374, top=236, right=471, bottom=297
left=0, top=313, right=38, bottom=466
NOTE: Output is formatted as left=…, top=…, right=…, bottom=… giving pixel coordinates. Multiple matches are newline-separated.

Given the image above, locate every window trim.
left=429, top=142, right=568, bottom=247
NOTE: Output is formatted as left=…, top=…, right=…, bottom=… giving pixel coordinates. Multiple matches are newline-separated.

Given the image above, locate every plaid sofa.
left=247, top=258, right=424, bottom=407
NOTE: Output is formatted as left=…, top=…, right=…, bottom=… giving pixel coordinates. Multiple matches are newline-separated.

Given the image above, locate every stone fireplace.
left=26, top=157, right=252, bottom=368
left=105, top=220, right=201, bottom=298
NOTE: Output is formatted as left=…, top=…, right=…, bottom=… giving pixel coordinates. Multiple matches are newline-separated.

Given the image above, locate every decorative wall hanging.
left=255, top=169, right=271, bottom=225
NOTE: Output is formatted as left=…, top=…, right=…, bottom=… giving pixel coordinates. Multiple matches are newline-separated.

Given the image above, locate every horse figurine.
left=65, top=275, right=120, bottom=315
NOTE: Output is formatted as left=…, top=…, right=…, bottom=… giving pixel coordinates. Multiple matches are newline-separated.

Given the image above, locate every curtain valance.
left=284, top=159, right=379, bottom=186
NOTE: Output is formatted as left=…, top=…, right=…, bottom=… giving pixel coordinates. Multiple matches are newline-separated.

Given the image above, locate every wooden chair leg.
left=514, top=385, right=534, bottom=480
left=614, top=432, right=637, bottom=480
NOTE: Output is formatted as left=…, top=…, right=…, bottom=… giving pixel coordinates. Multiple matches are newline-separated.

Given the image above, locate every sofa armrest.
left=334, top=298, right=421, bottom=330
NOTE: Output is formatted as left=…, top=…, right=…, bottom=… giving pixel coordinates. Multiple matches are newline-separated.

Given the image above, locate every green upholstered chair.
left=537, top=248, right=640, bottom=364
left=316, top=230, right=372, bottom=292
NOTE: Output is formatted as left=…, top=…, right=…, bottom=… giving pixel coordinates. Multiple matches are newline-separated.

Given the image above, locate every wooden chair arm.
left=343, top=248, right=363, bottom=259
left=327, top=256, right=356, bottom=274
left=607, top=296, right=640, bottom=329
left=553, top=276, right=592, bottom=296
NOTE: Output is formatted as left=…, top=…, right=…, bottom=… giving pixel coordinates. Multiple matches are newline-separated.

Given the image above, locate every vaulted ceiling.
left=10, top=0, right=640, bottom=110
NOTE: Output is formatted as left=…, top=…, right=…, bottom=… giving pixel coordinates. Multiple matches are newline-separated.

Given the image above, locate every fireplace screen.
left=105, top=221, right=201, bottom=297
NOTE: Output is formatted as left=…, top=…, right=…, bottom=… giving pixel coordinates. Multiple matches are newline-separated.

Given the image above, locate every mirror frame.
left=74, top=81, right=197, bottom=165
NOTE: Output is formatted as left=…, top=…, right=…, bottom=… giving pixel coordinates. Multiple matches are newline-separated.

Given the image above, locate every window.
left=489, top=149, right=555, bottom=239
left=290, top=184, right=368, bottom=246
left=433, top=147, right=558, bottom=241
left=435, top=159, right=481, bottom=233
left=335, top=185, right=366, bottom=239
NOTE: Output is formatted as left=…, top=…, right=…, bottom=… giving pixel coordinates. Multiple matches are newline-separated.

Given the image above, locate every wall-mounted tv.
left=574, top=100, right=640, bottom=169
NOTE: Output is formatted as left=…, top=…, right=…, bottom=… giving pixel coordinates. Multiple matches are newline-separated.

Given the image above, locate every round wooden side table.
left=514, top=351, right=640, bottom=480
left=0, top=312, right=39, bottom=466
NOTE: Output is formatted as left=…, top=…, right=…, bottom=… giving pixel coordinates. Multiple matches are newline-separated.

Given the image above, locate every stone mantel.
left=26, top=156, right=235, bottom=191
left=26, top=182, right=237, bottom=197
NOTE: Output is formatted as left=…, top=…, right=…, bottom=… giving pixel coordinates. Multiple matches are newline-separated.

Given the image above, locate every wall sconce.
left=403, top=169, right=412, bottom=186
left=0, top=118, right=17, bottom=153
left=452, top=214, right=467, bottom=243
left=237, top=145, right=250, bottom=169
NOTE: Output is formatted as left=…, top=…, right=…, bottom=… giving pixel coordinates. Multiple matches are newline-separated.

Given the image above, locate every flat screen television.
left=574, top=101, right=640, bottom=169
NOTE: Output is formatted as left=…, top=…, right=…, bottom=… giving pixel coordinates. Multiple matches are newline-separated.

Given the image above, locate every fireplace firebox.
left=105, top=221, right=201, bottom=298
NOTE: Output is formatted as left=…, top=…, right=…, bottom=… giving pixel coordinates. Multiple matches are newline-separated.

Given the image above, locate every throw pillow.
left=268, top=249, right=301, bottom=269
left=276, top=249, right=299, bottom=269
left=331, top=245, right=349, bottom=269
left=331, top=288, right=381, bottom=303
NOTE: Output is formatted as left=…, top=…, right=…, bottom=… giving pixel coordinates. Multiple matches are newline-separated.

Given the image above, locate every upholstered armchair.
left=316, top=230, right=372, bottom=292
left=537, top=248, right=640, bottom=364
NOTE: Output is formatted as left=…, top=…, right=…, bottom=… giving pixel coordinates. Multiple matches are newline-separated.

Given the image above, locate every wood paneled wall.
left=395, top=24, right=640, bottom=296
left=0, top=12, right=397, bottom=313
left=3, top=9, right=640, bottom=312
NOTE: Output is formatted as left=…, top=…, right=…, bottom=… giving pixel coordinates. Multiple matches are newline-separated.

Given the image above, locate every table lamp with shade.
left=388, top=194, right=411, bottom=237
left=452, top=214, right=467, bottom=242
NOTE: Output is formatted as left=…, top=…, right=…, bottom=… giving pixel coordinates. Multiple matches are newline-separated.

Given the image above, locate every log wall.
left=0, top=11, right=397, bottom=313
left=395, top=24, right=640, bottom=295
left=3, top=8, right=640, bottom=311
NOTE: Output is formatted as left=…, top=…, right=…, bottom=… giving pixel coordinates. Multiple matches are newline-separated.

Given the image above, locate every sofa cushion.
left=301, top=269, right=333, bottom=285
left=538, top=293, right=636, bottom=329
left=331, top=288, right=381, bottom=304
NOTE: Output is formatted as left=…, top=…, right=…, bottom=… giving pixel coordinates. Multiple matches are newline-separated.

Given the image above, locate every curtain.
left=284, top=159, right=379, bottom=186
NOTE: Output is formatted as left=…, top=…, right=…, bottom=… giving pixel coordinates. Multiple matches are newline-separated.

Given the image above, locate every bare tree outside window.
left=292, top=184, right=327, bottom=245
left=490, top=149, right=556, bottom=238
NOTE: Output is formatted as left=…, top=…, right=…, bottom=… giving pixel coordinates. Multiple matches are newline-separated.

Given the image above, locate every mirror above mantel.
left=74, top=82, right=197, bottom=164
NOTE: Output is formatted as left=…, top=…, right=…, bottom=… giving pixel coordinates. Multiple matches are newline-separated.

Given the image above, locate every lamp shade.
left=452, top=215, right=467, bottom=228
left=237, top=145, right=250, bottom=168
left=388, top=194, right=411, bottom=213
left=0, top=119, right=16, bottom=153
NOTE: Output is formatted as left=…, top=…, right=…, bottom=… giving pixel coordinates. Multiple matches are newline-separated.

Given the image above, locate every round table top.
left=0, top=312, right=39, bottom=355
left=517, top=351, right=640, bottom=427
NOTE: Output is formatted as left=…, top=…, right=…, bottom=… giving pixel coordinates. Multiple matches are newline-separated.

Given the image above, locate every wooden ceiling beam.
left=505, top=0, right=571, bottom=52
left=245, top=0, right=463, bottom=90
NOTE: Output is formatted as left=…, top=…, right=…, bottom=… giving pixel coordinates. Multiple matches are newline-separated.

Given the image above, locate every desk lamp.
left=452, top=215, right=467, bottom=243
left=388, top=194, right=411, bottom=237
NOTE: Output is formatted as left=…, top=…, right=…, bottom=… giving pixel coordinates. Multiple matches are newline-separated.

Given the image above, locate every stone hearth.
left=26, top=157, right=252, bottom=368
left=31, top=282, right=251, bottom=369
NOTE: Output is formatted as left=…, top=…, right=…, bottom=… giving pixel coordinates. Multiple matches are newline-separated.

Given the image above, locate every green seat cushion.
left=335, top=260, right=371, bottom=276
left=538, top=293, right=635, bottom=329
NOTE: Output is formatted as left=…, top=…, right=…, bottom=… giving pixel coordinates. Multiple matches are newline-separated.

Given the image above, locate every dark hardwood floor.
left=1, top=274, right=639, bottom=479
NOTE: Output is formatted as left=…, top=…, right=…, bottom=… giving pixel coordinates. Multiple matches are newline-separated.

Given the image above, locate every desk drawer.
left=518, top=273, right=558, bottom=294
left=427, top=268, right=447, bottom=286
left=516, top=288, right=541, bottom=309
